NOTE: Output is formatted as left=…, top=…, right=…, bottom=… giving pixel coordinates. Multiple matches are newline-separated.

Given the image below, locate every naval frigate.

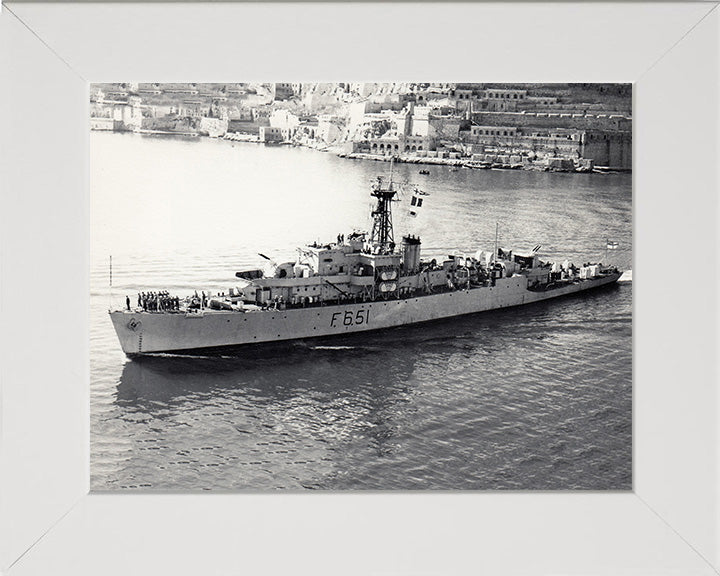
left=109, top=174, right=622, bottom=356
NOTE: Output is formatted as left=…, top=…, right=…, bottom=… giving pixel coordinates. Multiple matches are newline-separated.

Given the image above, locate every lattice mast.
left=369, top=162, right=398, bottom=252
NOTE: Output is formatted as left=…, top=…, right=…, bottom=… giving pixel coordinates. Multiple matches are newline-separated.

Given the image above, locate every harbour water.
left=90, top=132, right=632, bottom=490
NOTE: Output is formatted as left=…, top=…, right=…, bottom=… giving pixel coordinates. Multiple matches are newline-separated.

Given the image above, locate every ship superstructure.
left=109, top=174, right=622, bottom=356
left=235, top=175, right=438, bottom=309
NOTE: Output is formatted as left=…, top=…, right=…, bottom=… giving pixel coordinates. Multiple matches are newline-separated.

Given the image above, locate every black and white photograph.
left=7, top=1, right=720, bottom=573
left=90, top=82, right=632, bottom=491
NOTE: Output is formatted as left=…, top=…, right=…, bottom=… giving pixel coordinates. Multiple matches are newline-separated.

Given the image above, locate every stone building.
left=365, top=133, right=435, bottom=156
left=89, top=95, right=143, bottom=132
left=273, top=83, right=296, bottom=101
left=259, top=126, right=283, bottom=143
left=317, top=115, right=343, bottom=143
left=460, top=121, right=631, bottom=169
left=581, top=130, right=632, bottom=169
left=269, top=109, right=300, bottom=132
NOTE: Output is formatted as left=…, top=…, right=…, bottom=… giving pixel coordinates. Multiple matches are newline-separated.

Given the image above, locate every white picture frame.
left=1, top=2, right=718, bottom=574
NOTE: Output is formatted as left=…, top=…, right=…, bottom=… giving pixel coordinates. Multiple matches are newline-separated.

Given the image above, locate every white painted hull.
left=109, top=273, right=621, bottom=355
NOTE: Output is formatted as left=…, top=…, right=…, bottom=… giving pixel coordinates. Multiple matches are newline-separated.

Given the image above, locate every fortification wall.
left=471, top=111, right=631, bottom=132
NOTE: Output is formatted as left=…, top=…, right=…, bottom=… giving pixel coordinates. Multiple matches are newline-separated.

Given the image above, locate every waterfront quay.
left=90, top=83, right=632, bottom=173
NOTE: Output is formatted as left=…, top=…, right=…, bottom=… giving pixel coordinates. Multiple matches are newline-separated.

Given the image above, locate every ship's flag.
left=409, top=192, right=425, bottom=217
left=607, top=241, right=619, bottom=250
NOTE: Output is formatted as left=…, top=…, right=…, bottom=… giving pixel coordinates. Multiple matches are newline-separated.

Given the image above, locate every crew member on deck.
left=126, top=295, right=130, bottom=311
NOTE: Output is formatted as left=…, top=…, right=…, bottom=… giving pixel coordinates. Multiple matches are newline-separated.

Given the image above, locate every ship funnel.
left=402, top=235, right=422, bottom=273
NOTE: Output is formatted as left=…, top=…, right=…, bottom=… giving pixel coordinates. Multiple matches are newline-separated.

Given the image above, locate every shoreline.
left=336, top=152, right=628, bottom=174
left=223, top=133, right=631, bottom=174
left=95, top=128, right=630, bottom=174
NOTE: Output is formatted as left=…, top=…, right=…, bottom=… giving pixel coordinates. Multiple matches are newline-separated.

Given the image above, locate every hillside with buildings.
left=90, top=82, right=632, bottom=171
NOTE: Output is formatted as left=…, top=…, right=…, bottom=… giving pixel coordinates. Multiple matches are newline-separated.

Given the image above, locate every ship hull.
left=109, top=273, right=621, bottom=356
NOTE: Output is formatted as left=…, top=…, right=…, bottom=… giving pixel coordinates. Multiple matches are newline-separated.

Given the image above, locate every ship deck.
left=118, top=274, right=618, bottom=317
